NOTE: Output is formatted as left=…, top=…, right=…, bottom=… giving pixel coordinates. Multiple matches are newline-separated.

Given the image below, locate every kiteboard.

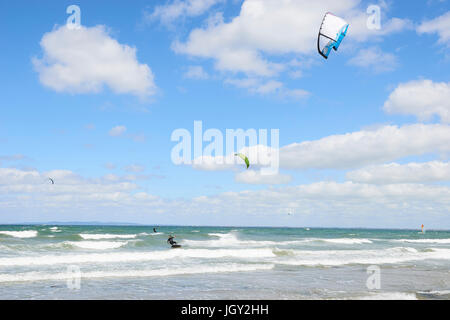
left=171, top=244, right=182, bottom=249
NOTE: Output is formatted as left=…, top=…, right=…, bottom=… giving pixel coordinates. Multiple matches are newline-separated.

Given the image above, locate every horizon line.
left=0, top=222, right=445, bottom=231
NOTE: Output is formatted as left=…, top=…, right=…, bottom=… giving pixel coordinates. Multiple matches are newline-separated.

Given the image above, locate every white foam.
left=320, top=238, right=373, bottom=244
left=394, top=239, right=450, bottom=244
left=0, top=248, right=276, bottom=267
left=275, top=247, right=450, bottom=267
left=186, top=232, right=293, bottom=247
left=66, top=241, right=128, bottom=250
left=0, top=231, right=38, bottom=238
left=184, top=233, right=373, bottom=247
left=183, top=233, right=244, bottom=247
left=49, top=227, right=61, bottom=233
left=417, top=290, right=450, bottom=296
left=79, top=234, right=137, bottom=240
left=0, top=264, right=274, bottom=283
left=353, top=292, right=417, bottom=300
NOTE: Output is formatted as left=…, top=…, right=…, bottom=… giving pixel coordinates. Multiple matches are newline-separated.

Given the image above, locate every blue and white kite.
left=318, top=12, right=349, bottom=59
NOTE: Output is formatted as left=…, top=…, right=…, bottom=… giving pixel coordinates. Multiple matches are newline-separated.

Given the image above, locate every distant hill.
left=1, top=221, right=145, bottom=226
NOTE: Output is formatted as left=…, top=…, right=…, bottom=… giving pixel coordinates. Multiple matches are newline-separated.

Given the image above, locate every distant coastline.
left=0, top=223, right=447, bottom=231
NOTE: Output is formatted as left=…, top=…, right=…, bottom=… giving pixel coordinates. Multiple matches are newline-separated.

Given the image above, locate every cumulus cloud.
left=225, top=77, right=309, bottom=98
left=346, top=13, right=413, bottom=42
left=280, top=124, right=450, bottom=170
left=188, top=124, right=450, bottom=172
left=149, top=0, right=224, bottom=25
left=417, top=11, right=450, bottom=45
left=348, top=47, right=398, bottom=73
left=0, top=168, right=137, bottom=195
left=0, top=155, right=27, bottom=165
left=183, top=65, right=209, bottom=79
left=173, top=0, right=410, bottom=78
left=185, top=181, right=450, bottom=228
left=108, top=125, right=127, bottom=137
left=124, top=164, right=146, bottom=173
left=383, top=80, right=450, bottom=123
left=2, top=167, right=450, bottom=228
left=347, top=161, right=450, bottom=184
left=103, top=173, right=164, bottom=182
left=235, top=170, right=292, bottom=185
left=33, top=25, right=156, bottom=97
left=192, top=145, right=279, bottom=172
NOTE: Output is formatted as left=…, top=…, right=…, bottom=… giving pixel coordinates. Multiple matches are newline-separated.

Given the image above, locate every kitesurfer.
left=167, top=235, right=177, bottom=246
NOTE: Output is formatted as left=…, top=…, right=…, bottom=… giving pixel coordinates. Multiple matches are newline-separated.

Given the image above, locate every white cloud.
left=184, top=65, right=209, bottom=79
left=0, top=167, right=122, bottom=212
left=109, top=125, right=127, bottom=137
left=225, top=77, right=309, bottom=98
left=33, top=25, right=156, bottom=97
left=192, top=155, right=236, bottom=171
left=417, top=11, right=450, bottom=45
left=192, top=144, right=279, bottom=172
left=103, top=173, right=162, bottom=182
left=189, top=124, right=450, bottom=172
left=348, top=47, right=398, bottom=73
left=184, top=181, right=450, bottom=228
left=2, top=166, right=450, bottom=228
left=173, top=0, right=410, bottom=78
left=124, top=164, right=146, bottom=173
left=149, top=0, right=224, bottom=25
left=0, top=168, right=42, bottom=185
left=0, top=154, right=26, bottom=163
left=104, top=163, right=116, bottom=170
left=347, top=13, right=413, bottom=42
left=0, top=168, right=137, bottom=194
left=280, top=124, right=450, bottom=169
left=129, top=133, right=147, bottom=143
left=235, top=170, right=292, bottom=185
left=347, top=161, right=450, bottom=184
left=383, top=80, right=450, bottom=123
left=225, top=78, right=281, bottom=94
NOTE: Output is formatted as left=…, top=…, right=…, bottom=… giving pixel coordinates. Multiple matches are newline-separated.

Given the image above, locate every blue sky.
left=0, top=0, right=449, bottom=228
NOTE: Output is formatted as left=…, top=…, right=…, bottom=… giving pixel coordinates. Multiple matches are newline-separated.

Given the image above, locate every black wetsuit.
left=167, top=237, right=177, bottom=245
left=153, top=228, right=157, bottom=233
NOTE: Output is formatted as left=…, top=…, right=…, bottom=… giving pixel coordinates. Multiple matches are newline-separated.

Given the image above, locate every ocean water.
left=0, top=225, right=449, bottom=300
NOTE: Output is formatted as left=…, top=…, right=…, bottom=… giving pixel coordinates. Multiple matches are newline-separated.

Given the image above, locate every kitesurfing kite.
left=235, top=153, right=250, bottom=169
left=48, top=178, right=54, bottom=185
left=318, top=12, right=349, bottom=59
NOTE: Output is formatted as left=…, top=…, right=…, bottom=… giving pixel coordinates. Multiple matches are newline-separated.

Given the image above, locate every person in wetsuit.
left=167, top=235, right=177, bottom=246
left=153, top=227, right=157, bottom=233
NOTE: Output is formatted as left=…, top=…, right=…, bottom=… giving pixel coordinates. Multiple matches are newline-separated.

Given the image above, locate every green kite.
left=235, top=153, right=250, bottom=169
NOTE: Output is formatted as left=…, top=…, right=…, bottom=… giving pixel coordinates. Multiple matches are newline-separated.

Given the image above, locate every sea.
left=0, top=225, right=449, bottom=300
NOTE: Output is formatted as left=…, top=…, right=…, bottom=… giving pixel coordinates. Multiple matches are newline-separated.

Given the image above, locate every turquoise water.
left=0, top=225, right=449, bottom=299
